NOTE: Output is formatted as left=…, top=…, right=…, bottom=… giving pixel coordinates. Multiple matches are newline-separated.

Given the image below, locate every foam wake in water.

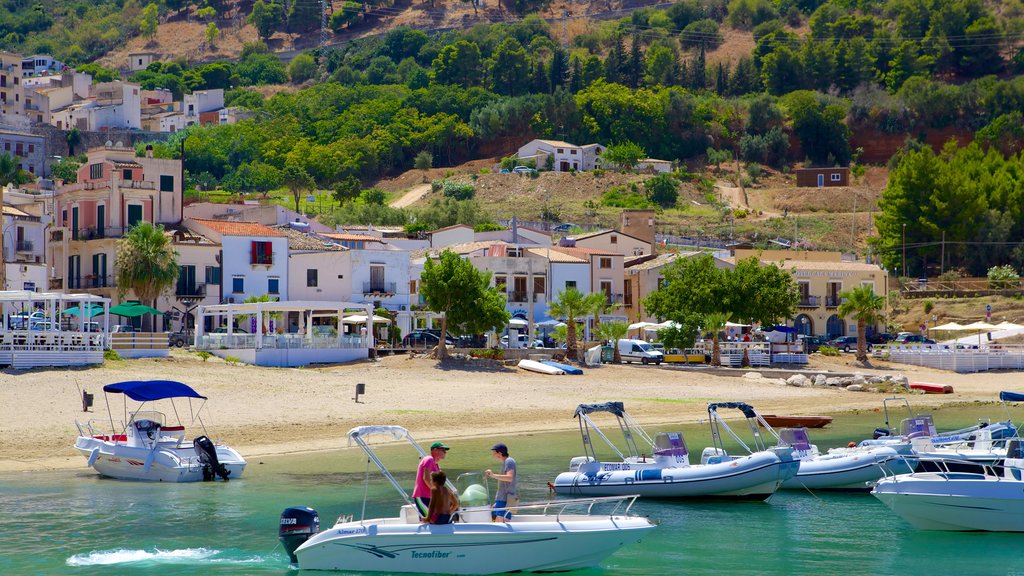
left=66, top=547, right=271, bottom=567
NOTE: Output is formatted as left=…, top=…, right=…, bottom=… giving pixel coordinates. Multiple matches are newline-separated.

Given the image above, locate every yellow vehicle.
left=663, top=347, right=706, bottom=364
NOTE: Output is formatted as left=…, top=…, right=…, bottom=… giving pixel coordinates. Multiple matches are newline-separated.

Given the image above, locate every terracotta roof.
left=111, top=160, right=143, bottom=169
left=552, top=246, right=621, bottom=258
left=572, top=229, right=650, bottom=245
left=188, top=218, right=285, bottom=237
left=429, top=223, right=473, bottom=234
left=2, top=204, right=31, bottom=217
left=322, top=233, right=385, bottom=243
left=723, top=256, right=884, bottom=273
left=525, top=247, right=587, bottom=263
left=445, top=240, right=506, bottom=255
left=517, top=225, right=552, bottom=237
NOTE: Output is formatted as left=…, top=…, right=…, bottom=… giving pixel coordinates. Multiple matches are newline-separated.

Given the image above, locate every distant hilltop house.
left=516, top=139, right=605, bottom=172
left=796, top=167, right=849, bottom=187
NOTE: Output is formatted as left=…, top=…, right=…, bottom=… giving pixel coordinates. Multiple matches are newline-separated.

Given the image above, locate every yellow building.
left=732, top=250, right=888, bottom=338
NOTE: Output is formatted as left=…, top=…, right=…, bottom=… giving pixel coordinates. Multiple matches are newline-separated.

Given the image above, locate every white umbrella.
left=995, top=321, right=1024, bottom=330
left=932, top=322, right=967, bottom=331
left=536, top=319, right=564, bottom=327
left=628, top=321, right=657, bottom=331
left=654, top=320, right=682, bottom=330
left=962, top=321, right=998, bottom=330
left=508, top=317, right=529, bottom=328
left=725, top=321, right=750, bottom=327
left=342, top=314, right=392, bottom=324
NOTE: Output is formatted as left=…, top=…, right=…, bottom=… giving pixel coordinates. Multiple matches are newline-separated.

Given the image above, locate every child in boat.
left=423, top=470, right=460, bottom=524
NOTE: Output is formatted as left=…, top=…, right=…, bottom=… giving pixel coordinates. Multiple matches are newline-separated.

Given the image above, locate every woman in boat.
left=423, top=470, right=459, bottom=524
left=413, top=441, right=449, bottom=518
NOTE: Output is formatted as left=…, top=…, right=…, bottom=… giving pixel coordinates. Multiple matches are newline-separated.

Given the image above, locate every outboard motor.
left=193, top=436, right=230, bottom=481
left=280, top=506, right=320, bottom=564
left=872, top=427, right=891, bottom=440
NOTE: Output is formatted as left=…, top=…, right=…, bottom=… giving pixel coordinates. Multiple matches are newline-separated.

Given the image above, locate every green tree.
left=420, top=250, right=510, bottom=360
left=66, top=128, right=82, bottom=157
left=414, top=150, right=433, bottom=179
left=596, top=320, right=629, bottom=363
left=488, top=38, right=529, bottom=96
left=548, top=287, right=591, bottom=362
left=782, top=90, right=850, bottom=165
left=282, top=164, right=314, bottom=212
left=204, top=21, right=219, bottom=49
left=0, top=153, right=29, bottom=186
left=601, top=141, right=646, bottom=172
left=114, top=222, right=179, bottom=331
left=139, top=3, right=159, bottom=40
left=432, top=40, right=481, bottom=86
left=51, top=158, right=80, bottom=184
left=702, top=311, right=730, bottom=367
left=288, top=53, right=318, bottom=84
left=645, top=173, right=679, bottom=208
left=249, top=0, right=284, bottom=41
left=988, top=265, right=1020, bottom=289
left=287, top=0, right=320, bottom=32
left=329, top=2, right=361, bottom=30
left=837, top=285, right=884, bottom=363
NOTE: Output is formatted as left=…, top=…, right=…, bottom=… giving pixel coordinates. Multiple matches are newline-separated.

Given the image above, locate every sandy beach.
left=2, top=352, right=1018, bottom=473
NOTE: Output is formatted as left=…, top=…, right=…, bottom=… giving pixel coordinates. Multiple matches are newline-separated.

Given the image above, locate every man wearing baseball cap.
left=413, top=441, right=450, bottom=519
left=485, top=442, right=517, bottom=521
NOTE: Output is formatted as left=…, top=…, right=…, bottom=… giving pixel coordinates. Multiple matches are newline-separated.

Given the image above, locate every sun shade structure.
left=108, top=302, right=162, bottom=317
left=341, top=314, right=392, bottom=324
left=102, top=380, right=207, bottom=401
left=62, top=303, right=106, bottom=317
left=962, top=321, right=999, bottom=330
left=932, top=322, right=967, bottom=331
left=995, top=322, right=1024, bottom=330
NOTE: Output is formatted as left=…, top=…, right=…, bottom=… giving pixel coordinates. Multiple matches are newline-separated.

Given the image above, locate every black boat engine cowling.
left=193, top=435, right=231, bottom=481
left=280, top=507, right=320, bottom=563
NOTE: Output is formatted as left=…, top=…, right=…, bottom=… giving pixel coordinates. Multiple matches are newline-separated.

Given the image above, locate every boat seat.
left=401, top=504, right=420, bottom=524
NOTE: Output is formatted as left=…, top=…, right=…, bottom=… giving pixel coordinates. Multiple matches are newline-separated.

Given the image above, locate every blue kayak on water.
left=541, top=360, right=583, bottom=375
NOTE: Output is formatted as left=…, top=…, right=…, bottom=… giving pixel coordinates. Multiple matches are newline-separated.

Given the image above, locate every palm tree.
left=115, top=222, right=179, bottom=331
left=703, top=312, right=730, bottom=366
left=838, top=284, right=885, bottom=363
left=596, top=320, right=629, bottom=363
left=585, top=291, right=618, bottom=335
left=548, top=288, right=591, bottom=362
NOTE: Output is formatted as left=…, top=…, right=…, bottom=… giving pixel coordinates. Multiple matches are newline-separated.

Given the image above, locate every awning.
left=103, top=380, right=206, bottom=402
left=342, top=314, right=392, bottom=324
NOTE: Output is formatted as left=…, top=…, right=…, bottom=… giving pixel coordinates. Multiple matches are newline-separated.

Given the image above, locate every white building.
left=2, top=202, right=47, bottom=291
left=155, top=227, right=222, bottom=334
left=185, top=202, right=334, bottom=233
left=20, top=55, right=65, bottom=77
left=284, top=227, right=350, bottom=302
left=184, top=89, right=224, bottom=117
left=516, top=139, right=605, bottom=172
left=185, top=218, right=289, bottom=303
left=51, top=81, right=141, bottom=131
left=127, top=52, right=159, bottom=72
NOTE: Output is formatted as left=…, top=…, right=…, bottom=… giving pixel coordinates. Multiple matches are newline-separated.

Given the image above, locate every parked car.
left=827, top=335, right=869, bottom=353
left=82, top=322, right=101, bottom=333
left=512, top=166, right=533, bottom=174
left=402, top=331, right=453, bottom=348
left=111, top=324, right=137, bottom=333
left=168, top=331, right=190, bottom=347
left=455, top=334, right=487, bottom=348
left=894, top=334, right=935, bottom=344
left=212, top=326, right=248, bottom=334
left=866, top=332, right=894, bottom=345
left=552, top=223, right=576, bottom=234
left=798, top=335, right=829, bottom=353
left=500, top=334, right=544, bottom=348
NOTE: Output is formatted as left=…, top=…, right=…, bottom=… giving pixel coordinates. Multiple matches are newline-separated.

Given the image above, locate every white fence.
left=876, top=344, right=1024, bottom=373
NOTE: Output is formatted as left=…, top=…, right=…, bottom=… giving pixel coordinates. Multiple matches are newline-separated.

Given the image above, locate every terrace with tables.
left=0, top=291, right=110, bottom=369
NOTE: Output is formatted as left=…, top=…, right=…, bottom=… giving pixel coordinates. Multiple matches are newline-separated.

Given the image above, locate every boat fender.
left=193, top=436, right=230, bottom=481
left=87, top=447, right=100, bottom=467
left=280, top=506, right=320, bottom=564
left=143, top=448, right=157, bottom=473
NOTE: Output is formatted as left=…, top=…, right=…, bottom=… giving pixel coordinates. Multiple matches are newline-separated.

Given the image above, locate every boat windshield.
left=1007, top=439, right=1023, bottom=460
left=901, top=416, right=936, bottom=439
left=653, top=432, right=687, bottom=457
left=778, top=428, right=811, bottom=451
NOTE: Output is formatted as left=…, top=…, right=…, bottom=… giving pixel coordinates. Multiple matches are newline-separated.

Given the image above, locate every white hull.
left=295, top=513, right=655, bottom=573
left=873, top=473, right=1024, bottom=531
left=782, top=447, right=916, bottom=490
left=517, top=359, right=564, bottom=374
left=75, top=436, right=246, bottom=482
left=553, top=450, right=797, bottom=500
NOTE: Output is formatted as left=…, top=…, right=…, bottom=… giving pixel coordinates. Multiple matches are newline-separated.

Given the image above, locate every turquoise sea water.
left=3, top=406, right=1024, bottom=576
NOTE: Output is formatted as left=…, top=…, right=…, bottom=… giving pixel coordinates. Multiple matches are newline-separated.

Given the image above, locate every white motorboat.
left=74, top=380, right=246, bottom=482
left=872, top=438, right=1024, bottom=531
left=279, top=425, right=655, bottom=574
left=551, top=402, right=798, bottom=500
left=763, top=426, right=917, bottom=490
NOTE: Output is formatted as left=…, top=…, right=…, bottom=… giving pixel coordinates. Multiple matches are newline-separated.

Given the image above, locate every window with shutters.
left=251, top=241, right=273, bottom=265
left=307, top=268, right=318, bottom=287
left=89, top=163, right=103, bottom=179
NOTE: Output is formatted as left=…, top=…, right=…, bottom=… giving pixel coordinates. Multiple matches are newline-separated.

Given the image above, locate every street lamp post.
left=902, top=223, right=907, bottom=278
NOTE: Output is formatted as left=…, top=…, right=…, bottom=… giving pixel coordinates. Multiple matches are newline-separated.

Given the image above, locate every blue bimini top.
left=102, top=380, right=207, bottom=402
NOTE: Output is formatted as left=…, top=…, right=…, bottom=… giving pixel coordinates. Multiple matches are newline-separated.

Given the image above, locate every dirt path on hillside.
left=716, top=180, right=748, bottom=209
left=389, top=184, right=431, bottom=208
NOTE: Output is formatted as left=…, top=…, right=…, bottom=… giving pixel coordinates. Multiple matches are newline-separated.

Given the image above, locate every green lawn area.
left=185, top=188, right=365, bottom=218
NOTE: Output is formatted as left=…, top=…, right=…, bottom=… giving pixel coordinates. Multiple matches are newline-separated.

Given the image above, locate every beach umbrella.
left=962, top=321, right=999, bottom=330
left=932, top=322, right=967, bottom=331
left=62, top=303, right=105, bottom=317
left=342, top=314, right=391, bottom=324
left=536, top=319, right=565, bottom=328
left=508, top=317, right=529, bottom=328
left=108, top=302, right=161, bottom=317
left=628, top=321, right=656, bottom=331
left=995, top=321, right=1024, bottom=330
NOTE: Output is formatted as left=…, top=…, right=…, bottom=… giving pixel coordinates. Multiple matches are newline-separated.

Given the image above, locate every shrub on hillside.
left=601, top=186, right=654, bottom=209
left=442, top=180, right=475, bottom=200
left=988, top=265, right=1020, bottom=289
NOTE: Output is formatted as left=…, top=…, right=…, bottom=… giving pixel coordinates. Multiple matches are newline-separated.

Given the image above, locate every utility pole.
left=0, top=182, right=5, bottom=290
left=851, top=193, right=856, bottom=250
left=940, top=230, right=945, bottom=276
left=902, top=223, right=907, bottom=278
left=320, top=0, right=330, bottom=50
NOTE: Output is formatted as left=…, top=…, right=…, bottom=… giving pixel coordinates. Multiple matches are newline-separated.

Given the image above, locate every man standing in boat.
left=413, top=441, right=449, bottom=518
left=486, top=443, right=517, bottom=521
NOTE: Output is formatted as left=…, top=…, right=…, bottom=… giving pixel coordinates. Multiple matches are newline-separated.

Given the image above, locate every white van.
left=618, top=339, right=664, bottom=365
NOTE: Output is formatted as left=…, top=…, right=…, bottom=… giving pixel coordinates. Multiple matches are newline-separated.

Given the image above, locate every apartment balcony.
left=15, top=240, right=33, bottom=252
left=71, top=274, right=117, bottom=290
left=71, top=226, right=129, bottom=241
left=509, top=290, right=528, bottom=302
left=49, top=278, right=63, bottom=290
left=176, top=282, right=206, bottom=298
left=798, top=296, right=820, bottom=308
left=363, top=281, right=397, bottom=295
left=825, top=296, right=845, bottom=308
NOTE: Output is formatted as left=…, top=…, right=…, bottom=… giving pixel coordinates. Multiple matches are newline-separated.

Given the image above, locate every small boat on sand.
left=74, top=380, right=245, bottom=482
left=279, top=425, right=655, bottom=573
left=761, top=415, right=833, bottom=428
left=909, top=382, right=954, bottom=394
left=518, top=359, right=564, bottom=374
left=541, top=360, right=583, bottom=374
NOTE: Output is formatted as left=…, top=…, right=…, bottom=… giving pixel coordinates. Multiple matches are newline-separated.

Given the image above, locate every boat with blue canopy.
left=74, top=380, right=245, bottom=482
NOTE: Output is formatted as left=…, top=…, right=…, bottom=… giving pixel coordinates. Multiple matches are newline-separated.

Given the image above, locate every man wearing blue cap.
left=413, top=441, right=449, bottom=519
left=485, top=443, right=517, bottom=521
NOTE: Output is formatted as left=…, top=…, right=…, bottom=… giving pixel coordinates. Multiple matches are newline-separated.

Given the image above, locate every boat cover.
left=707, top=402, right=758, bottom=419
left=575, top=402, right=626, bottom=418
left=103, top=380, right=206, bottom=401
left=1000, top=391, right=1024, bottom=403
